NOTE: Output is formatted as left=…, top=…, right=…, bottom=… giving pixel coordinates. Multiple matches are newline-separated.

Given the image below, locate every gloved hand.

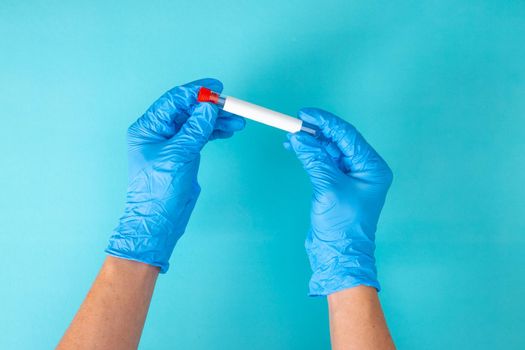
left=285, top=108, right=393, bottom=296
left=106, top=78, right=245, bottom=273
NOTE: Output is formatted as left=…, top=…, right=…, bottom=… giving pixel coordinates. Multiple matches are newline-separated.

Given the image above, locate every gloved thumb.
left=167, top=102, right=219, bottom=154
left=287, top=132, right=342, bottom=190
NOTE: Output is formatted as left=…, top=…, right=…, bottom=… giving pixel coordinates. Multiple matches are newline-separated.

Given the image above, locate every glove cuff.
left=105, top=215, right=180, bottom=273
left=307, top=254, right=380, bottom=296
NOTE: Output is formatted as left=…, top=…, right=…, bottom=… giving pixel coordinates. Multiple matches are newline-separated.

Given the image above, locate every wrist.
left=104, top=255, right=160, bottom=276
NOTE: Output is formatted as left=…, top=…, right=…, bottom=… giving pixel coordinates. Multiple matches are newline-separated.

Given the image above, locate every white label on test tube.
left=223, top=96, right=303, bottom=133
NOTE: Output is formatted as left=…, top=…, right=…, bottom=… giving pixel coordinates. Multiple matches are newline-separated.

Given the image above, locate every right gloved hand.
left=284, top=108, right=393, bottom=296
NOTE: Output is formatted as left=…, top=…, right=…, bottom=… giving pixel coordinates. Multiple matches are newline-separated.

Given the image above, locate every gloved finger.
left=209, top=129, right=234, bottom=140
left=214, top=115, right=246, bottom=132
left=167, top=102, right=219, bottom=154
left=128, top=78, right=222, bottom=144
left=298, top=108, right=390, bottom=177
left=295, top=131, right=342, bottom=170
left=319, top=137, right=343, bottom=164
left=287, top=132, right=342, bottom=189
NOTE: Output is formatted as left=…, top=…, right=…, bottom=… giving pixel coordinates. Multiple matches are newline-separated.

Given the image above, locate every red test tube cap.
left=197, top=87, right=220, bottom=104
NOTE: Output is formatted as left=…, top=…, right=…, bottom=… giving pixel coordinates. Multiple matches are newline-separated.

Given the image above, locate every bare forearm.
left=328, top=286, right=395, bottom=350
left=57, top=257, right=159, bottom=350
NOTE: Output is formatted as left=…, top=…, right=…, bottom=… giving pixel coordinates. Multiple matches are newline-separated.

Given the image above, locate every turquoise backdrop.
left=1, top=1, right=524, bottom=349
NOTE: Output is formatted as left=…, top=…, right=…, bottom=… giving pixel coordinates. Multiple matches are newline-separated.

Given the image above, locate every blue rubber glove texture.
left=106, top=78, right=245, bottom=273
left=284, top=108, right=393, bottom=296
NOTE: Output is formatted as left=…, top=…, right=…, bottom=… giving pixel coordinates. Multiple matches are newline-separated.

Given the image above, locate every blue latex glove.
left=106, top=78, right=245, bottom=272
left=285, top=108, right=393, bottom=296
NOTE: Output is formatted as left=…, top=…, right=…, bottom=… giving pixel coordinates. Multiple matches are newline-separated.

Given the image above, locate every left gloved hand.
left=106, top=78, right=245, bottom=273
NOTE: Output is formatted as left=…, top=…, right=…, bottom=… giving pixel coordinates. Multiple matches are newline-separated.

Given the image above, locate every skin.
left=328, top=286, right=396, bottom=350
left=56, top=257, right=159, bottom=350
left=57, top=259, right=395, bottom=350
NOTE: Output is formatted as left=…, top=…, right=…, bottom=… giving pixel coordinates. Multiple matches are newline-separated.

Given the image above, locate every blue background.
left=1, top=1, right=524, bottom=348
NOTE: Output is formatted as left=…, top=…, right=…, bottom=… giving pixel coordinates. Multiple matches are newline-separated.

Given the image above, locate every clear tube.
left=300, top=122, right=318, bottom=136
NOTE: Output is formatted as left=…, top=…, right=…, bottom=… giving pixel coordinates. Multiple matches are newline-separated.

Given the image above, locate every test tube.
left=197, top=87, right=318, bottom=136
